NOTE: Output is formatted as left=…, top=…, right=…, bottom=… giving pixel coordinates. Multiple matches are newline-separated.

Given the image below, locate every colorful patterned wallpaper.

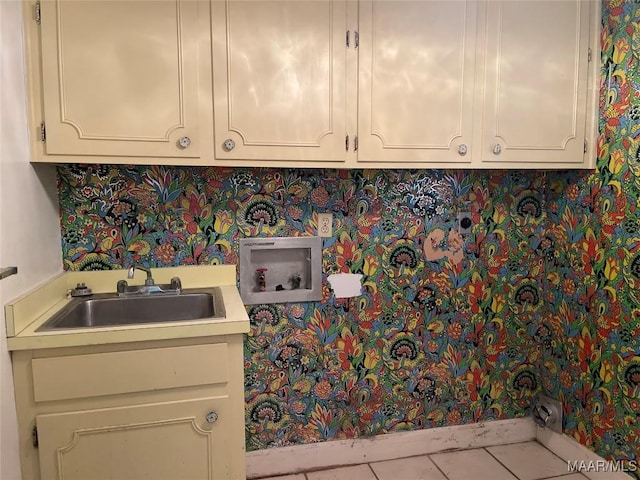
left=538, top=0, right=640, bottom=467
left=55, top=0, right=639, bottom=470
left=58, top=166, right=546, bottom=449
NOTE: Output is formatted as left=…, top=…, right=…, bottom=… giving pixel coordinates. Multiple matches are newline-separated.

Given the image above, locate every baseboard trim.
left=536, top=426, right=636, bottom=480
left=246, top=417, right=536, bottom=479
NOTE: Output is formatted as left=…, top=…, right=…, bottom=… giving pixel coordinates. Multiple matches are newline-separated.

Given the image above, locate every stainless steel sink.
left=36, top=288, right=225, bottom=331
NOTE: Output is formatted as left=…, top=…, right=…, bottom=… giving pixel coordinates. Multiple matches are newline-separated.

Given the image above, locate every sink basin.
left=36, top=288, right=225, bottom=331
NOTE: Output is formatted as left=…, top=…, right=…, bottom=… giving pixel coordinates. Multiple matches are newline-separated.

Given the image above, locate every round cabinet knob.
left=206, top=411, right=219, bottom=424
left=223, top=139, right=236, bottom=151
left=178, top=136, right=191, bottom=149
left=492, top=143, right=502, bottom=155
left=458, top=144, right=468, bottom=156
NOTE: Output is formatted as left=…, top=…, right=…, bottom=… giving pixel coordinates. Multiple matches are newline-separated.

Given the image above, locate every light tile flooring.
left=260, top=441, right=588, bottom=480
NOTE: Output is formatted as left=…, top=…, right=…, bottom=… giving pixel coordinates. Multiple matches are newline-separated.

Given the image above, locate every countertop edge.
left=6, top=320, right=250, bottom=351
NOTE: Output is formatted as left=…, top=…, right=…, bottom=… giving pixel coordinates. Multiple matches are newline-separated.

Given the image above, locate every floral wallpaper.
left=58, top=166, right=545, bottom=449
left=535, top=0, right=640, bottom=469
left=55, top=0, right=640, bottom=471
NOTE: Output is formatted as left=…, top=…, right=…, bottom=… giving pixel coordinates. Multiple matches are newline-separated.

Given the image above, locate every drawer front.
left=32, top=343, right=228, bottom=402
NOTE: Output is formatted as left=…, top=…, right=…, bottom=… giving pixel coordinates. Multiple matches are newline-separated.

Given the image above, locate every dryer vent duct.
left=531, top=394, right=563, bottom=434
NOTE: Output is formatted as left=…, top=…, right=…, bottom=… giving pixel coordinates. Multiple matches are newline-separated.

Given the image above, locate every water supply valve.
left=256, top=268, right=268, bottom=292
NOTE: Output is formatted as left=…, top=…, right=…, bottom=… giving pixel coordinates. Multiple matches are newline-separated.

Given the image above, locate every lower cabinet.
left=11, top=336, right=246, bottom=480
left=37, top=397, right=230, bottom=480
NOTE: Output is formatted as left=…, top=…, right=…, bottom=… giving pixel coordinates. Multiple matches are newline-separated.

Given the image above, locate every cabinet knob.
left=206, top=411, right=219, bottom=424
left=178, top=136, right=191, bottom=149
left=458, top=144, right=468, bottom=156
left=223, top=139, right=236, bottom=151
left=492, top=143, right=502, bottom=155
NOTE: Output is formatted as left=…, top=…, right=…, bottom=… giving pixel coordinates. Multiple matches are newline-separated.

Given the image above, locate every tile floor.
left=260, top=441, right=588, bottom=480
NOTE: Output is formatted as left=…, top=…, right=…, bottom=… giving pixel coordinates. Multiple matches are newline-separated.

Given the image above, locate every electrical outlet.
left=317, top=213, right=333, bottom=237
left=457, top=212, right=472, bottom=234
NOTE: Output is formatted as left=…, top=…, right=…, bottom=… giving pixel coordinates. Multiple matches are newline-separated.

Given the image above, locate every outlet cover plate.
left=317, top=213, right=333, bottom=237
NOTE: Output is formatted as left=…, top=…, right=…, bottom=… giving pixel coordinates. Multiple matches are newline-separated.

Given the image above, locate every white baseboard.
left=536, top=426, right=636, bottom=480
left=246, top=417, right=536, bottom=479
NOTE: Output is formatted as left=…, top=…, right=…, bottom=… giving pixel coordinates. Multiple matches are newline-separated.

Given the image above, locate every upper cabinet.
left=25, top=0, right=599, bottom=168
left=356, top=0, right=597, bottom=168
left=479, top=0, right=593, bottom=166
left=28, top=0, right=212, bottom=163
left=356, top=0, right=478, bottom=165
left=211, top=1, right=348, bottom=163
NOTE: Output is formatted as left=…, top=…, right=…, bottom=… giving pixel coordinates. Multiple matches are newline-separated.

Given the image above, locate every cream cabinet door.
left=37, top=396, right=234, bottom=480
left=212, top=0, right=347, bottom=162
left=39, top=0, right=202, bottom=158
left=357, top=1, right=478, bottom=164
left=479, top=0, right=592, bottom=165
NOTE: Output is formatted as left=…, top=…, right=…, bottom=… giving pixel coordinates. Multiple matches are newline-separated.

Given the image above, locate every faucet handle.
left=170, top=277, right=182, bottom=292
left=117, top=280, right=128, bottom=294
left=70, top=283, right=93, bottom=297
left=127, top=267, right=135, bottom=279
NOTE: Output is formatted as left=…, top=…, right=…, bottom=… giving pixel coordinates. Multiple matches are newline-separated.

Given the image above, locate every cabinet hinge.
left=40, top=121, right=46, bottom=143
left=354, top=135, right=358, bottom=152
left=32, top=425, right=39, bottom=448
left=588, top=47, right=592, bottom=62
left=584, top=139, right=588, bottom=153
left=345, top=135, right=349, bottom=151
left=34, top=1, right=41, bottom=25
left=346, top=30, right=350, bottom=48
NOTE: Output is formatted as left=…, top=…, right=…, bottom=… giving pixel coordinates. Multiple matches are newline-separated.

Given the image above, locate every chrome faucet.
left=117, top=265, right=182, bottom=296
left=128, top=265, right=155, bottom=286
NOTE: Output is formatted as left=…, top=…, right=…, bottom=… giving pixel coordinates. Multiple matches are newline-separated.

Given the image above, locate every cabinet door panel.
left=37, top=397, right=231, bottom=480
left=212, top=0, right=347, bottom=161
left=481, top=0, right=591, bottom=164
left=357, top=0, right=477, bottom=164
left=40, top=0, right=201, bottom=157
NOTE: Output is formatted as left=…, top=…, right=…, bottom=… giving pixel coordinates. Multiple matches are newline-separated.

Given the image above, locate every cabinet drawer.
left=32, top=343, right=228, bottom=402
